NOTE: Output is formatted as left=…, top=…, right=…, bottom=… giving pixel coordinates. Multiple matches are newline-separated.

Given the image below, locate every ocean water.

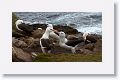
left=15, top=12, right=102, bottom=35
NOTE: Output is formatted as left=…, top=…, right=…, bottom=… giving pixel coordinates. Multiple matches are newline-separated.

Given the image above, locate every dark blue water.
left=15, top=12, right=102, bottom=35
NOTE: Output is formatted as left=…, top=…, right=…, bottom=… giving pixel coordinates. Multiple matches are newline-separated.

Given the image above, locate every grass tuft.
left=12, top=12, right=19, bottom=31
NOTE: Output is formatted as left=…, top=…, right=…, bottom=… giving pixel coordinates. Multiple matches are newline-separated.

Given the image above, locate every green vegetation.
left=12, top=12, right=19, bottom=31
left=33, top=53, right=102, bottom=62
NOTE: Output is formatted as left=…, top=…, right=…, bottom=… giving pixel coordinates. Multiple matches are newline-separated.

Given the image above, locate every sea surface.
left=15, top=12, right=102, bottom=35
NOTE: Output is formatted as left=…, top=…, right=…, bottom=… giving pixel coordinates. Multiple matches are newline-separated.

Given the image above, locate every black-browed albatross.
left=40, top=24, right=57, bottom=53
left=15, top=19, right=34, bottom=35
left=58, top=31, right=84, bottom=53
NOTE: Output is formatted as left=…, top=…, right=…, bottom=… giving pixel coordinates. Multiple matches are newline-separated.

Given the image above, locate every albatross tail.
left=59, top=44, right=76, bottom=53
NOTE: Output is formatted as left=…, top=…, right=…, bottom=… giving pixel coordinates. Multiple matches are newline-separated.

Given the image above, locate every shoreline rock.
left=12, top=23, right=102, bottom=62
left=12, top=46, right=33, bottom=62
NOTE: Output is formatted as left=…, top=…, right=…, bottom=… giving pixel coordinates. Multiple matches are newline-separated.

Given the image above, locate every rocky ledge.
left=12, top=23, right=102, bottom=62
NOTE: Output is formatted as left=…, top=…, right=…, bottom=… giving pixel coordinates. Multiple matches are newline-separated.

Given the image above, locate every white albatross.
left=40, top=24, right=56, bottom=53
left=48, top=24, right=60, bottom=40
left=58, top=31, right=76, bottom=53
left=58, top=31, right=85, bottom=53
left=47, top=24, right=68, bottom=43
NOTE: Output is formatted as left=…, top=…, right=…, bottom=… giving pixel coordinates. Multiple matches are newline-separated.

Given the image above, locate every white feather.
left=83, top=32, right=89, bottom=40
left=59, top=31, right=76, bottom=53
left=15, top=20, right=24, bottom=31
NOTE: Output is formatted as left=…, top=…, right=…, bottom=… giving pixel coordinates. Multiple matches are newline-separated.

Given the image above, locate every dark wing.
left=18, top=23, right=34, bottom=32
left=65, top=39, right=84, bottom=47
left=41, top=39, right=52, bottom=50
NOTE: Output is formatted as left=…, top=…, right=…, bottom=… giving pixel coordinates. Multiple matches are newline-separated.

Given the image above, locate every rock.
left=18, top=37, right=26, bottom=41
left=67, top=34, right=84, bottom=42
left=84, top=43, right=94, bottom=51
left=12, top=37, right=18, bottom=44
left=24, top=37, right=40, bottom=48
left=90, top=34, right=102, bottom=39
left=66, top=28, right=78, bottom=34
left=74, top=32, right=83, bottom=38
left=67, top=35, right=79, bottom=40
left=12, top=31, right=25, bottom=38
left=75, top=42, right=85, bottom=50
left=31, top=29, right=45, bottom=38
left=29, top=38, right=40, bottom=48
left=86, top=35, right=97, bottom=43
left=30, top=24, right=47, bottom=30
left=12, top=46, right=32, bottom=62
left=53, top=25, right=79, bottom=34
left=93, top=39, right=102, bottom=53
left=23, top=37, right=35, bottom=47
left=14, top=23, right=79, bottom=35
left=12, top=37, right=28, bottom=48
left=80, top=49, right=93, bottom=54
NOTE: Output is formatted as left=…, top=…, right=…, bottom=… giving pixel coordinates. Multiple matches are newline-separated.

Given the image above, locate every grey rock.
left=12, top=46, right=32, bottom=62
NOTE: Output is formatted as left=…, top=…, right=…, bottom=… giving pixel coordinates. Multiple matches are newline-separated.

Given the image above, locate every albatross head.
left=45, top=26, right=54, bottom=33
left=41, top=26, right=54, bottom=39
left=83, top=32, right=89, bottom=40
left=15, top=20, right=24, bottom=31
left=59, top=31, right=66, bottom=37
left=47, top=24, right=53, bottom=28
left=15, top=20, right=23, bottom=26
left=58, top=31, right=66, bottom=44
left=47, top=24, right=59, bottom=32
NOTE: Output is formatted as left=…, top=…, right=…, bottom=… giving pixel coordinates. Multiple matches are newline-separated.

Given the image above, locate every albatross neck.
left=59, top=36, right=66, bottom=44
left=42, top=31, right=50, bottom=39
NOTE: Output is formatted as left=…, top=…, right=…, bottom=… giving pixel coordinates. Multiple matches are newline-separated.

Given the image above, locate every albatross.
left=58, top=31, right=84, bottom=53
left=47, top=24, right=68, bottom=43
left=48, top=24, right=60, bottom=40
left=40, top=24, right=56, bottom=53
left=15, top=19, right=34, bottom=35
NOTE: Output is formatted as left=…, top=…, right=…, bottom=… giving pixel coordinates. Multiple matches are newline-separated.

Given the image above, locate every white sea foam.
left=78, top=24, right=102, bottom=35
left=15, top=12, right=102, bottom=35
